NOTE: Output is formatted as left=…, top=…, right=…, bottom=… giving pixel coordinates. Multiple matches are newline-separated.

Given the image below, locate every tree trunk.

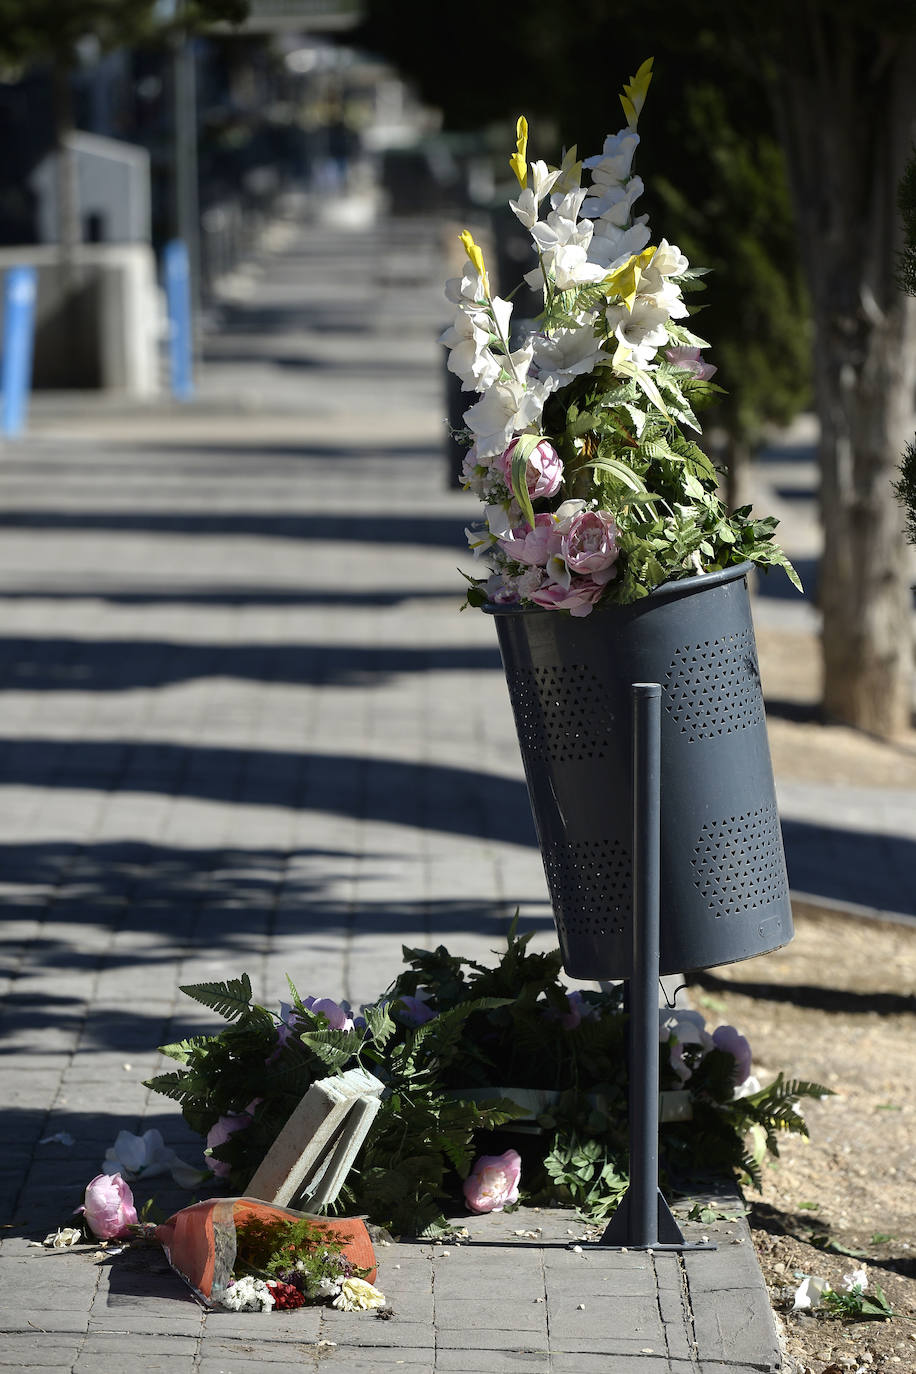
left=770, top=12, right=916, bottom=736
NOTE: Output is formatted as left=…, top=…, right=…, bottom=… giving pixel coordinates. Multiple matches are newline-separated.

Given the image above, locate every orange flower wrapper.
left=155, top=1197, right=376, bottom=1305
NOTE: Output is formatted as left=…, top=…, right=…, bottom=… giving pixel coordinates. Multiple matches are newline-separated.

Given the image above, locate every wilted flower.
left=332, top=1277, right=386, bottom=1311
left=78, top=1173, right=137, bottom=1240
left=463, top=1149, right=522, bottom=1214
left=841, top=1267, right=868, bottom=1293
left=43, top=1227, right=82, bottom=1248
left=102, top=1128, right=199, bottom=1187
left=792, top=1274, right=831, bottom=1311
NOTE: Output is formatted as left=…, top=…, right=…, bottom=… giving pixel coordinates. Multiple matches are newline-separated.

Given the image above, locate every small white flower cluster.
left=221, top=1276, right=275, bottom=1311
left=793, top=1266, right=869, bottom=1311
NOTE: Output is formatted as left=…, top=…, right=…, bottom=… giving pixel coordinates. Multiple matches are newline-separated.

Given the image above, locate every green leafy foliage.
left=821, top=1283, right=896, bottom=1323
left=146, top=926, right=827, bottom=1234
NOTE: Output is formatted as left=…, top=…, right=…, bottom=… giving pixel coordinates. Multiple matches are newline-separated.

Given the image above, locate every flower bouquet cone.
left=155, top=1198, right=376, bottom=1306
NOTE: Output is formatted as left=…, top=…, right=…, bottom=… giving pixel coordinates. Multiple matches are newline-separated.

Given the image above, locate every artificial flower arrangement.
left=145, top=923, right=826, bottom=1237
left=442, top=58, right=800, bottom=615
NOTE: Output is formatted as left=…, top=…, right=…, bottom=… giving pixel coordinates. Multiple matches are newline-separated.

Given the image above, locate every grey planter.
left=486, top=562, right=793, bottom=979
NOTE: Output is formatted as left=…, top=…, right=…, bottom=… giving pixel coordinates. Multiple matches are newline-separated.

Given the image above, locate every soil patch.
left=687, top=905, right=916, bottom=1373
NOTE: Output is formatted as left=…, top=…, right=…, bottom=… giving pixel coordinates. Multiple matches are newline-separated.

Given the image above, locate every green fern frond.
left=179, top=974, right=260, bottom=1022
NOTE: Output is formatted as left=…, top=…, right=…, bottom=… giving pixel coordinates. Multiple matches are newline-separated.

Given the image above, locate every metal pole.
left=590, top=683, right=713, bottom=1251
left=630, top=681, right=662, bottom=1245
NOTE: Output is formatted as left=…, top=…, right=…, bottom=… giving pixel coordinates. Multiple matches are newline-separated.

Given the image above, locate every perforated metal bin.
left=486, top=562, right=793, bottom=979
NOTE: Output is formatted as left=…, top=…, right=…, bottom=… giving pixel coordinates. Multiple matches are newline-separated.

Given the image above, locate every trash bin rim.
left=481, top=560, right=754, bottom=616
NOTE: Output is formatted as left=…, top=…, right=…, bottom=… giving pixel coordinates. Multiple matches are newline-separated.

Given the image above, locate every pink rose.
left=205, top=1109, right=255, bottom=1177
left=665, top=345, right=717, bottom=381
left=78, top=1172, right=138, bottom=1239
left=463, top=1149, right=522, bottom=1214
left=501, top=438, right=563, bottom=500
left=712, top=1025, right=753, bottom=1085
left=530, top=575, right=606, bottom=617
left=560, top=510, right=619, bottom=582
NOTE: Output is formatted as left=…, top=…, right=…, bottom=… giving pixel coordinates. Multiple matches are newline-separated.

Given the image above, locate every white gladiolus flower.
left=841, top=1268, right=868, bottom=1293
left=533, top=326, right=610, bottom=386
left=542, top=243, right=608, bottom=291
left=588, top=217, right=652, bottom=271
left=606, top=296, right=671, bottom=367
left=464, top=377, right=544, bottom=458
left=583, top=128, right=641, bottom=185
left=440, top=312, right=501, bottom=392
left=510, top=162, right=562, bottom=228
left=646, top=238, right=690, bottom=280
left=445, top=262, right=487, bottom=307
left=582, top=175, right=644, bottom=224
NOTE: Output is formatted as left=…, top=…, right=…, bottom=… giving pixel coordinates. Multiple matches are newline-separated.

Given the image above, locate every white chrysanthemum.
left=221, top=1276, right=275, bottom=1312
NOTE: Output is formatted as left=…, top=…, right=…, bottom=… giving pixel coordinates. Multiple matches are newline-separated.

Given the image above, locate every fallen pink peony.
left=78, top=1172, right=138, bottom=1239
left=463, top=1149, right=522, bottom=1214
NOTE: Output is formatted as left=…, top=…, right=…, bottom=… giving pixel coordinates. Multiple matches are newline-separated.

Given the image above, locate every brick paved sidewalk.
left=1, top=198, right=893, bottom=1371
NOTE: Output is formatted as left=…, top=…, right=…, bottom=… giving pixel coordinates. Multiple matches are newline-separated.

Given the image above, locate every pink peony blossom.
left=500, top=438, right=564, bottom=500
left=78, top=1172, right=138, bottom=1239
left=665, top=345, right=717, bottom=381
left=560, top=510, right=619, bottom=582
left=463, top=1149, right=522, bottom=1214
left=712, top=1024, right=753, bottom=1085
left=498, top=512, right=562, bottom=566
left=530, top=575, right=607, bottom=616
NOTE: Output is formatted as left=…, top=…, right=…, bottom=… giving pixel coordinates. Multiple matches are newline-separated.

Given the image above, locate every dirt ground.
left=686, top=619, right=916, bottom=1373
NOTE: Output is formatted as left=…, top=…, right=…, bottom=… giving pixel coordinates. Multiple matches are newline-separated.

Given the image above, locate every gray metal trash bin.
left=486, top=562, right=793, bottom=979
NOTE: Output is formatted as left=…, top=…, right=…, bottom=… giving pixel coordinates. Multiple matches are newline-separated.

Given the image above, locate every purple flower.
left=544, top=989, right=599, bottom=1030
left=463, top=1149, right=522, bottom=1214
left=205, top=1110, right=254, bottom=1177
left=302, top=997, right=357, bottom=1032
left=395, top=994, right=436, bottom=1027
left=712, top=1024, right=753, bottom=1085
left=78, top=1173, right=138, bottom=1239
left=665, top=345, right=717, bottom=381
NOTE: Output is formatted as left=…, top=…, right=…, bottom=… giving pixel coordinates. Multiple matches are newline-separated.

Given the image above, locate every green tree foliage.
left=355, top=1, right=812, bottom=460
left=0, top=0, right=249, bottom=69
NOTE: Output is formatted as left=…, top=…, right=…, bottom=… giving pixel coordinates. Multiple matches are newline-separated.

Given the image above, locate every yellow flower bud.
left=620, top=56, right=654, bottom=129
left=510, top=115, right=528, bottom=188
left=459, top=230, right=489, bottom=295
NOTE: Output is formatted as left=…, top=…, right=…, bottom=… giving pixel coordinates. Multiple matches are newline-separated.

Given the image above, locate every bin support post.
left=590, top=683, right=714, bottom=1252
